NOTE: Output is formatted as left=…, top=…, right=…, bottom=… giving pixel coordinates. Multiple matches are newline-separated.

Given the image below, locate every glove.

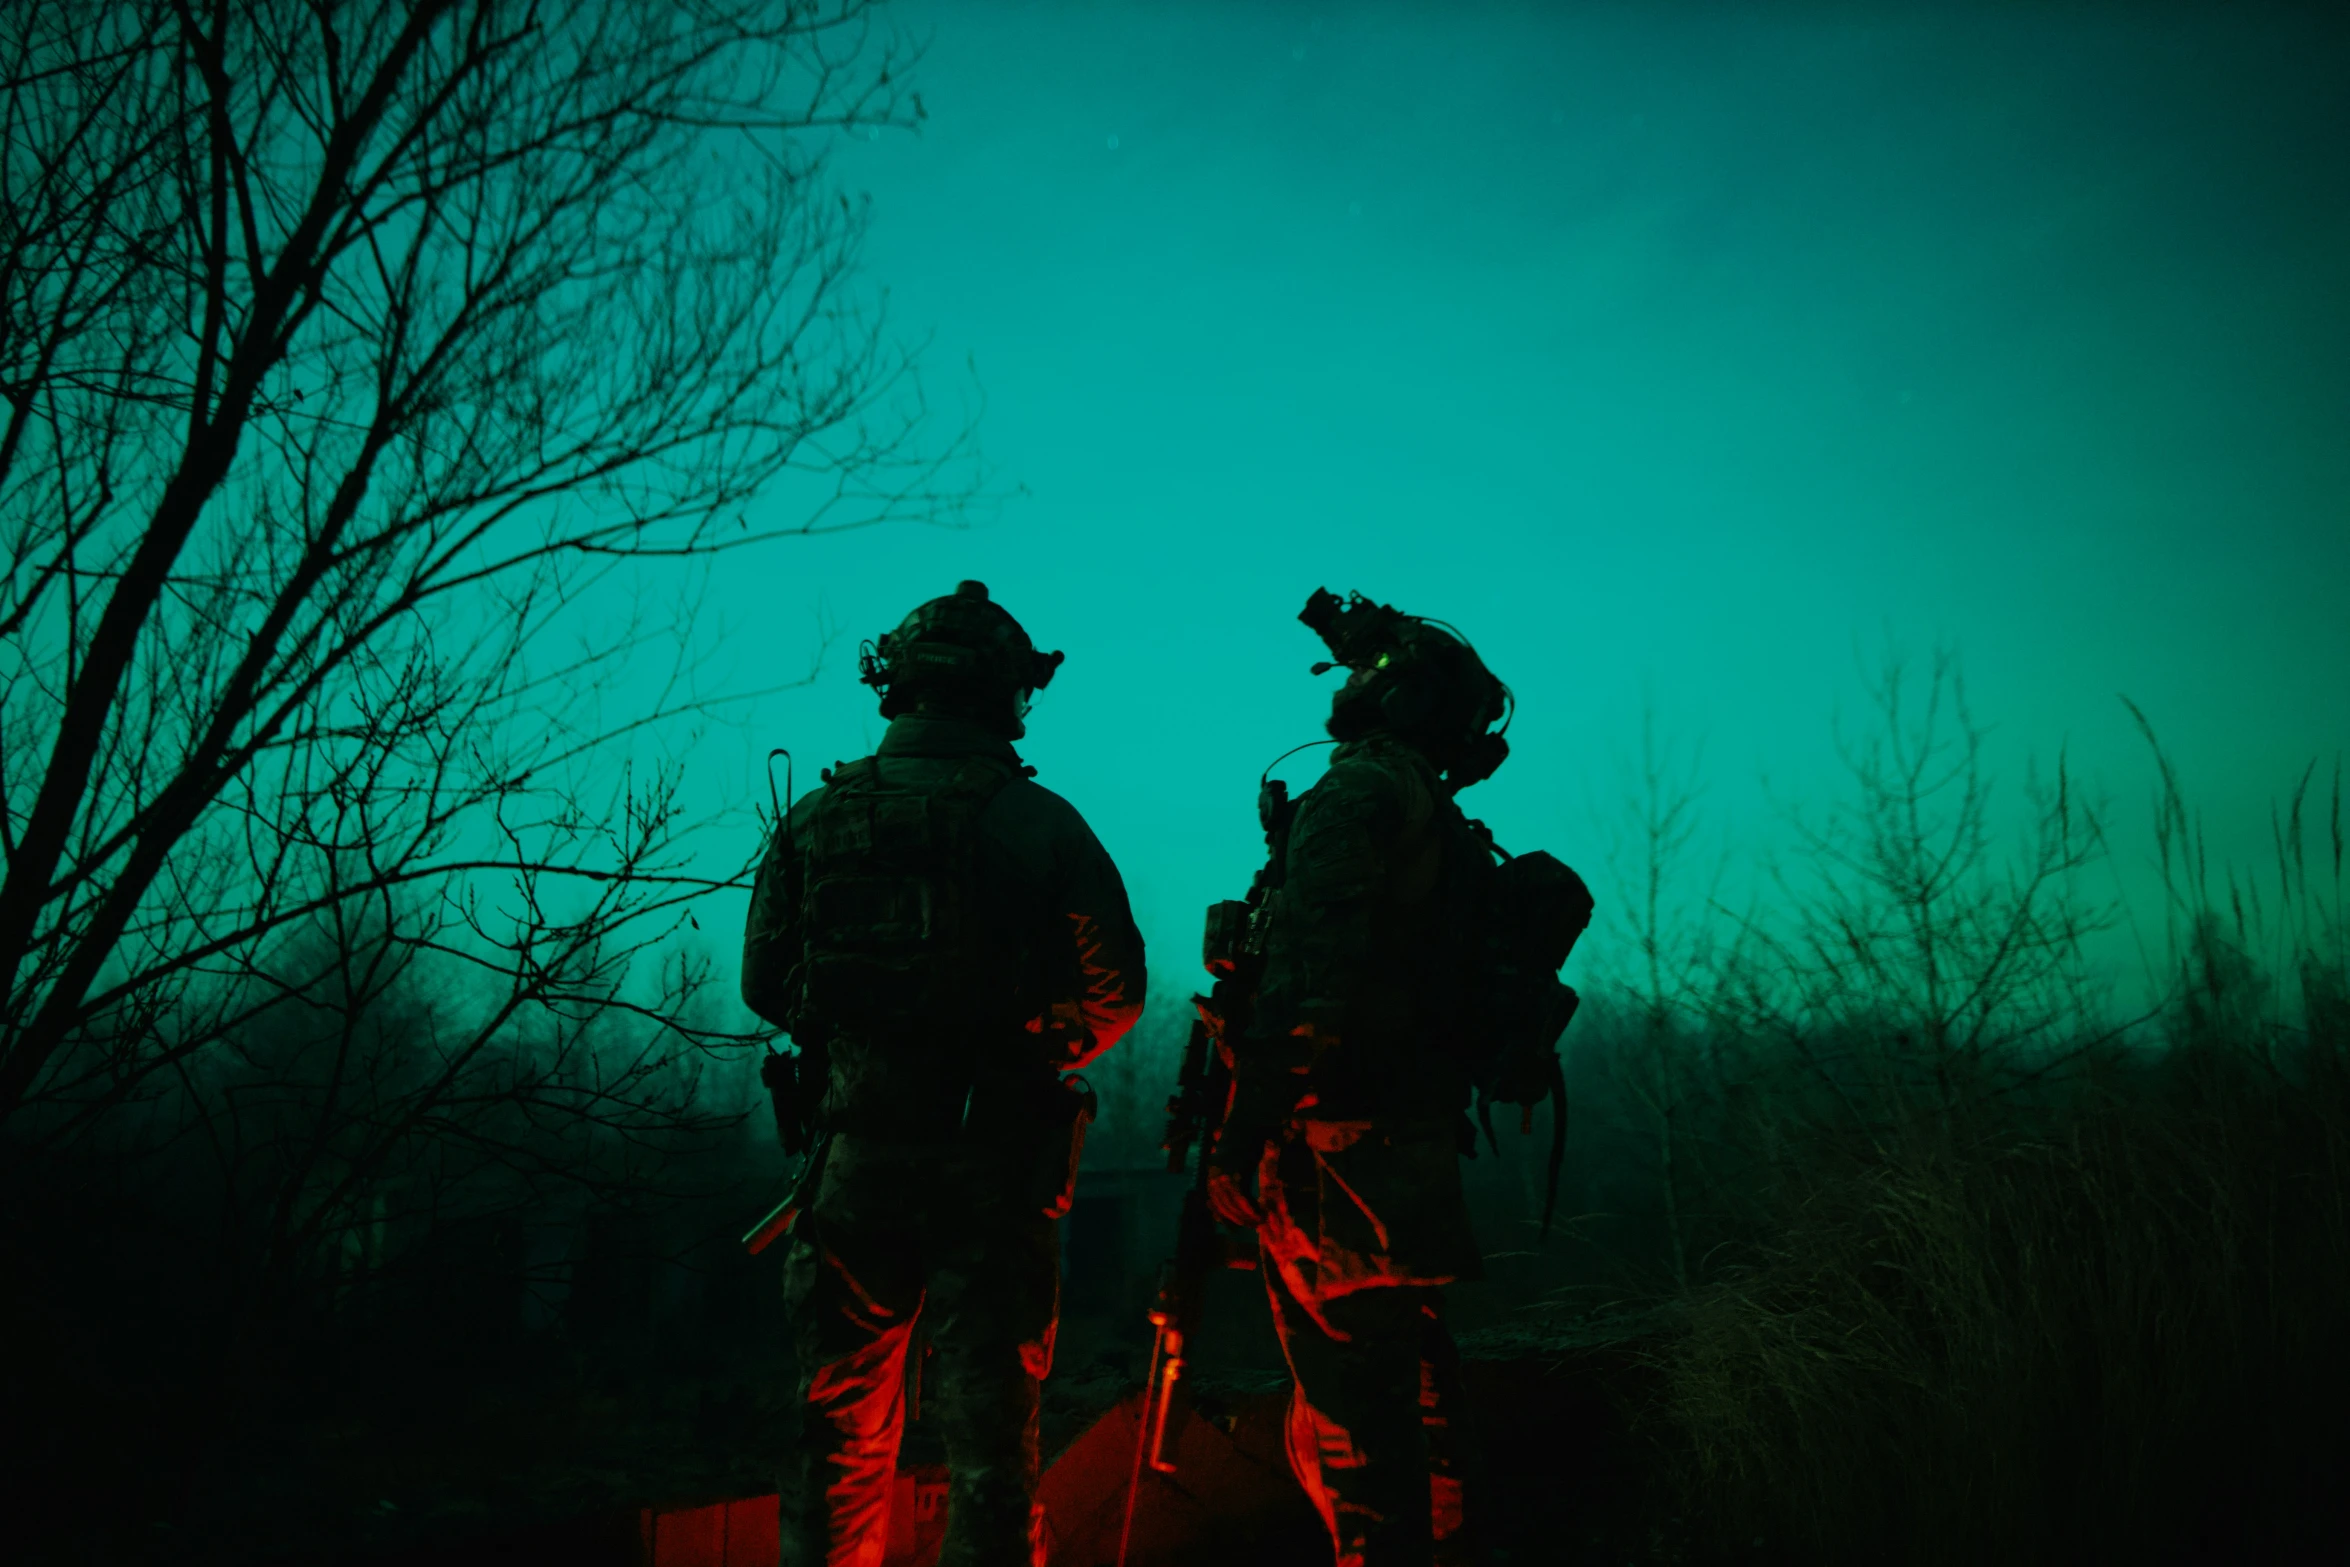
left=1205, top=1135, right=1265, bottom=1228
left=1024, top=998, right=1093, bottom=1070
left=1204, top=1060, right=1307, bottom=1228
left=761, top=1048, right=818, bottom=1159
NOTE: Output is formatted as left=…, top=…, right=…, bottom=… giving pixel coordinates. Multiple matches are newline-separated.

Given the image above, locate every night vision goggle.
left=1298, top=586, right=1512, bottom=789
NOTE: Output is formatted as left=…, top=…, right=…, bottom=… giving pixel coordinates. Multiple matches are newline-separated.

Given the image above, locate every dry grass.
left=1601, top=693, right=2350, bottom=1562
left=1647, top=1036, right=2350, bottom=1564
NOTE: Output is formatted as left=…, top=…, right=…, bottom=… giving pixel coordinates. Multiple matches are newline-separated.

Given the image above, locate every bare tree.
left=1726, top=648, right=2113, bottom=1106
left=1594, top=706, right=1719, bottom=1287
left=0, top=0, right=970, bottom=1206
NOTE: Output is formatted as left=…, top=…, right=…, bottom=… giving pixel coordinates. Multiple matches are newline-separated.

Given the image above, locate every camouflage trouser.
left=1256, top=1121, right=1483, bottom=1567
left=1267, top=1279, right=1476, bottom=1567
left=780, top=1134, right=1060, bottom=1567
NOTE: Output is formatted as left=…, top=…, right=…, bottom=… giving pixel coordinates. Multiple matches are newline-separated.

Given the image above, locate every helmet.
left=1299, top=588, right=1511, bottom=788
left=858, top=581, right=1065, bottom=735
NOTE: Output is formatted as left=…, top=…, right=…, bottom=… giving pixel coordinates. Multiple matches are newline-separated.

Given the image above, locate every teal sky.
left=706, top=1, right=2350, bottom=1002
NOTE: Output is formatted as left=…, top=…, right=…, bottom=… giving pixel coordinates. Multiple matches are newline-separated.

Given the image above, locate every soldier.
left=1205, top=590, right=1582, bottom=1567
left=742, top=581, right=1146, bottom=1567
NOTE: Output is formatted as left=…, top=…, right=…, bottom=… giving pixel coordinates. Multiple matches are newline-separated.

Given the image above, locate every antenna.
left=765, top=748, right=795, bottom=838
left=1258, top=737, right=1337, bottom=790
left=761, top=748, right=797, bottom=1077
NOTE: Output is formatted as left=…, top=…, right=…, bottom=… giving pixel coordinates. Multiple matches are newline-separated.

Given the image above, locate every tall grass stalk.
left=1625, top=685, right=2348, bottom=1562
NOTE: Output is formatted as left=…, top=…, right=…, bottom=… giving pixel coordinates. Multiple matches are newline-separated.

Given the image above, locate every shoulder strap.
left=939, top=754, right=1022, bottom=805
left=824, top=756, right=883, bottom=792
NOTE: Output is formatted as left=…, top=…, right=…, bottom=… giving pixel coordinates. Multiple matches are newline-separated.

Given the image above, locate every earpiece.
left=1447, top=733, right=1510, bottom=792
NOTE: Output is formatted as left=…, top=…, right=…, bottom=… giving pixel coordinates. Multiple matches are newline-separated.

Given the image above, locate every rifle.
left=742, top=1131, right=832, bottom=1255
left=742, top=744, right=829, bottom=1258
left=1116, top=999, right=1252, bottom=1567
left=1141, top=1005, right=1243, bottom=1462
left=1118, top=775, right=1301, bottom=1567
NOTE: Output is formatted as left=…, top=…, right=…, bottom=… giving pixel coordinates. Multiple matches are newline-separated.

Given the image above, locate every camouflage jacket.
left=1241, top=732, right=1481, bottom=1128
left=1240, top=731, right=1487, bottom=1289
left=742, top=714, right=1146, bottom=1135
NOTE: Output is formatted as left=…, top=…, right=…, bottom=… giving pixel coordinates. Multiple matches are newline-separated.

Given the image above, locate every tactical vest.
left=790, top=754, right=1021, bottom=1039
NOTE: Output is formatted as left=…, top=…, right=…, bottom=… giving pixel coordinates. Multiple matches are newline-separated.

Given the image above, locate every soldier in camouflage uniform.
left=1206, top=592, right=1539, bottom=1567
left=742, top=581, right=1146, bottom=1567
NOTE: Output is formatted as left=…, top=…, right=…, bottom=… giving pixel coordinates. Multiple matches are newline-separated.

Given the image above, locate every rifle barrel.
left=1117, top=1317, right=1172, bottom=1567
left=740, top=1194, right=800, bottom=1255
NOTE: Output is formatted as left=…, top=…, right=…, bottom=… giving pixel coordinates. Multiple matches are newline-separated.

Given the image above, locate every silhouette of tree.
left=1717, top=647, right=2115, bottom=1110
left=0, top=0, right=969, bottom=1246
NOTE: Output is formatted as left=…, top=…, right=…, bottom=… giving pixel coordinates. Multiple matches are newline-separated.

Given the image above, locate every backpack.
left=1447, top=818, right=1594, bottom=1234
left=1441, top=816, right=1593, bottom=1094
left=1476, top=848, right=1593, bottom=1090
left=789, top=754, right=1021, bottom=1038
